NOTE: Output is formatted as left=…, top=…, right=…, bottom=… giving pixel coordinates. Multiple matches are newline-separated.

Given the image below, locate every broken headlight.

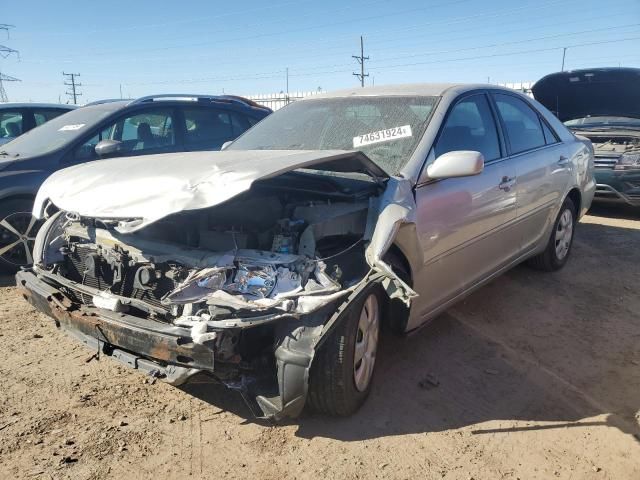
left=163, top=267, right=228, bottom=304
left=224, top=263, right=277, bottom=298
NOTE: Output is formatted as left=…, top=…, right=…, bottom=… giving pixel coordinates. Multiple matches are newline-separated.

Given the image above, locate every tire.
left=307, top=285, right=382, bottom=416
left=0, top=199, right=42, bottom=272
left=383, top=250, right=411, bottom=334
left=527, top=197, right=577, bottom=272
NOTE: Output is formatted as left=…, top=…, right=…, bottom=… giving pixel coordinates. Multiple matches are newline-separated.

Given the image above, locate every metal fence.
left=498, top=82, right=534, bottom=96
left=247, top=83, right=534, bottom=110
left=246, top=90, right=324, bottom=111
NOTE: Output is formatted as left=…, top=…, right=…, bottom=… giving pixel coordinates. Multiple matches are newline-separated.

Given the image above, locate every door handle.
left=498, top=176, right=515, bottom=192
left=558, top=155, right=570, bottom=166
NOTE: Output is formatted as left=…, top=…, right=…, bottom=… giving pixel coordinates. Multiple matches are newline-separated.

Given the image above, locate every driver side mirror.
left=221, top=140, right=233, bottom=150
left=95, top=139, right=123, bottom=158
left=426, top=150, right=484, bottom=180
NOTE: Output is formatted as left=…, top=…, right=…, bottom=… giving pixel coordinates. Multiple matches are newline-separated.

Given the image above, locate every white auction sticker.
left=353, top=125, right=412, bottom=148
left=58, top=124, right=85, bottom=131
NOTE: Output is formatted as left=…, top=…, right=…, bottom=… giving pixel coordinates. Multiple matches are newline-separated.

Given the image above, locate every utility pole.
left=0, top=72, right=20, bottom=103
left=352, top=35, right=369, bottom=87
left=561, top=47, right=567, bottom=72
left=63, top=72, right=82, bottom=104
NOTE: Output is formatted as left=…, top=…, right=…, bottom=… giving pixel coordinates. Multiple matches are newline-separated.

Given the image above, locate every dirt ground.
left=0, top=204, right=639, bottom=480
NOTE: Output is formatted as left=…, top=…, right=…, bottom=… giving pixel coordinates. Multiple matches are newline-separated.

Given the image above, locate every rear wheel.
left=527, top=197, right=576, bottom=272
left=307, top=285, right=382, bottom=416
left=0, top=199, right=42, bottom=272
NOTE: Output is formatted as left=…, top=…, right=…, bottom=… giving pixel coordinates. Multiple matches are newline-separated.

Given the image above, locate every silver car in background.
left=18, top=84, right=595, bottom=420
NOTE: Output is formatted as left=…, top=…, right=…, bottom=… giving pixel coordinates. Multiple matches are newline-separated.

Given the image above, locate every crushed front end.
left=18, top=174, right=397, bottom=419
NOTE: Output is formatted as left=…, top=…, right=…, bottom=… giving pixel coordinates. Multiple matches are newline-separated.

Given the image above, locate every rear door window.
left=493, top=94, right=546, bottom=154
left=183, top=107, right=252, bottom=150
left=0, top=111, right=24, bottom=140
left=541, top=120, right=559, bottom=145
left=434, top=94, right=501, bottom=161
left=33, top=109, right=69, bottom=126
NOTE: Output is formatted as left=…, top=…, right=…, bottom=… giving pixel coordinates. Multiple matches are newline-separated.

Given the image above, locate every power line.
left=116, top=34, right=640, bottom=89
left=352, top=35, right=369, bottom=87
left=63, top=72, right=82, bottom=104
left=17, top=0, right=623, bottom=67
left=290, top=35, right=640, bottom=77
left=366, top=23, right=640, bottom=66
left=32, top=0, right=471, bottom=59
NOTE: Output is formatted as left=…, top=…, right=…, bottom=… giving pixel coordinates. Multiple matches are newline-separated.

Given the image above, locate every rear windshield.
left=0, top=105, right=116, bottom=157
left=228, top=96, right=438, bottom=174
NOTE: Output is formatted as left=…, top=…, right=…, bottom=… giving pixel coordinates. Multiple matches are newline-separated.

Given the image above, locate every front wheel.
left=527, top=197, right=577, bottom=271
left=0, top=199, right=42, bottom=272
left=307, top=285, right=382, bottom=416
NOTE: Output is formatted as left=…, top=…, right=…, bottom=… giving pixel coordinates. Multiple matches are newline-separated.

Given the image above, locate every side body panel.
left=409, top=160, right=517, bottom=325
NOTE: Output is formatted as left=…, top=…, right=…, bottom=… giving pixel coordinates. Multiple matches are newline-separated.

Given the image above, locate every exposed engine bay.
left=582, top=133, right=640, bottom=169
left=39, top=174, right=375, bottom=320
left=27, top=172, right=397, bottom=418
left=588, top=134, right=640, bottom=155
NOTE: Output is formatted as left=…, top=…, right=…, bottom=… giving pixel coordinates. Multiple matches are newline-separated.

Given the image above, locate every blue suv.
left=0, top=94, right=271, bottom=269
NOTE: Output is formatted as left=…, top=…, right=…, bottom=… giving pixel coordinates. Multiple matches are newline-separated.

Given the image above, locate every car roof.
left=0, top=102, right=77, bottom=109
left=307, top=83, right=503, bottom=99
left=82, top=94, right=271, bottom=113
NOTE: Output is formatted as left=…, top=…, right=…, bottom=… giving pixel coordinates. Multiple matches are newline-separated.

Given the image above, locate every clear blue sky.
left=2, top=0, right=639, bottom=103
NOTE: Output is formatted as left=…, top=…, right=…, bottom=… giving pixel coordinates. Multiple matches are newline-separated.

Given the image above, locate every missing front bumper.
left=15, top=269, right=329, bottom=420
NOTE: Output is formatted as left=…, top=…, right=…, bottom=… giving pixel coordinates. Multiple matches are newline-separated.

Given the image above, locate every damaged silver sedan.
left=18, top=84, right=595, bottom=419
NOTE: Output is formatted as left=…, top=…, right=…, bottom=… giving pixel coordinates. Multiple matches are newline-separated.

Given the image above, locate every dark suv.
left=0, top=103, right=76, bottom=145
left=0, top=94, right=271, bottom=269
left=533, top=68, right=640, bottom=207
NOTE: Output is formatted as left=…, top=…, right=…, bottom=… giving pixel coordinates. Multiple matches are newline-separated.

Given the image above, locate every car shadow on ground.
left=181, top=218, right=640, bottom=442
left=0, top=274, right=15, bottom=287
left=588, top=203, right=639, bottom=220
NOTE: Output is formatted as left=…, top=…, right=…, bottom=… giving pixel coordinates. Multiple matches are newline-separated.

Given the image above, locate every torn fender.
left=365, top=177, right=419, bottom=305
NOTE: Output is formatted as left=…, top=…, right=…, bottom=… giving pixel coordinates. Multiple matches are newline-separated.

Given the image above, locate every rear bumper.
left=593, top=169, right=640, bottom=207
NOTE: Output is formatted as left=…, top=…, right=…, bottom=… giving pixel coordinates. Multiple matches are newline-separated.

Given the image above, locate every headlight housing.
left=615, top=152, right=640, bottom=170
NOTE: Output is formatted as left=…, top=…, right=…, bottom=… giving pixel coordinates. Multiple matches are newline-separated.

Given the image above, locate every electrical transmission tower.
left=0, top=24, right=15, bottom=39
left=352, top=35, right=369, bottom=87
left=0, top=72, right=20, bottom=103
left=63, top=72, right=82, bottom=104
left=0, top=24, right=19, bottom=102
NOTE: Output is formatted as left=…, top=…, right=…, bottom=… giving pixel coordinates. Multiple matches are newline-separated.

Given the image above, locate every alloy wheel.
left=0, top=212, right=42, bottom=267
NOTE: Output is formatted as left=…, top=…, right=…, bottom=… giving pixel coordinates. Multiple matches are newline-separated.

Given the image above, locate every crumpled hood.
left=33, top=149, right=387, bottom=232
left=532, top=68, right=640, bottom=122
